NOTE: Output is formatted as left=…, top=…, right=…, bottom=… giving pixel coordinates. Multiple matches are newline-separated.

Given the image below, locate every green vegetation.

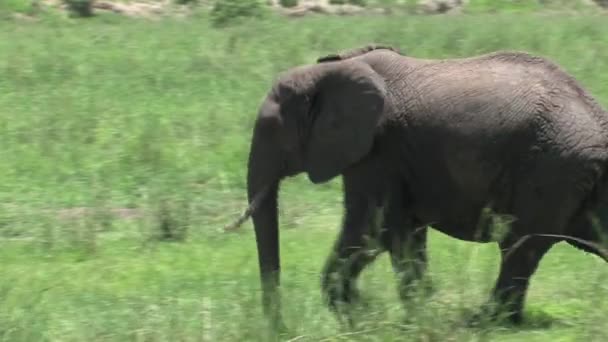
left=175, top=0, right=198, bottom=5
left=0, top=0, right=38, bottom=18
left=63, top=0, right=94, bottom=17
left=329, top=0, right=368, bottom=6
left=279, top=0, right=299, bottom=8
left=2, top=7, right=608, bottom=342
left=210, top=0, right=269, bottom=27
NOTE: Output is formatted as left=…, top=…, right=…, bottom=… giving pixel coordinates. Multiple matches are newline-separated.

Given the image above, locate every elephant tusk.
left=223, top=185, right=270, bottom=232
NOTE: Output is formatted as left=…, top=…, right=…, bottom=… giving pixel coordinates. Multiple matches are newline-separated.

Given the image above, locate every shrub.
left=279, top=0, right=298, bottom=7
left=348, top=0, right=366, bottom=6
left=210, top=0, right=267, bottom=27
left=465, top=0, right=542, bottom=13
left=1, top=0, right=38, bottom=15
left=154, top=198, right=189, bottom=242
left=328, top=0, right=366, bottom=6
left=63, top=0, right=94, bottom=17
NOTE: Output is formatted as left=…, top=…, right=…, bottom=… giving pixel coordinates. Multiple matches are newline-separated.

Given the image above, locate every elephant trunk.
left=246, top=127, right=286, bottom=329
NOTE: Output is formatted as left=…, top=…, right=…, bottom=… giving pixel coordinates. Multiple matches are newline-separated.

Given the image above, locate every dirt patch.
left=268, top=0, right=384, bottom=16
left=92, top=0, right=169, bottom=17
left=41, top=0, right=191, bottom=18
left=418, top=0, right=465, bottom=14
left=24, top=0, right=608, bottom=19
left=39, top=0, right=386, bottom=18
left=267, top=0, right=471, bottom=16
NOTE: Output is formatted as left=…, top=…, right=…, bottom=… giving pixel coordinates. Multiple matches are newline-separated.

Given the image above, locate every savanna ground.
left=3, top=4, right=608, bottom=341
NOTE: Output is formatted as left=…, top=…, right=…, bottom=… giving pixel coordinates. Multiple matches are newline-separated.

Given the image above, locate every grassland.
left=2, top=9, right=608, bottom=341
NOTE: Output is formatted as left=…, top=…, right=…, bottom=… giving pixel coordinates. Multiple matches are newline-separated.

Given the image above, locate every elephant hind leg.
left=484, top=235, right=558, bottom=324
left=479, top=177, right=581, bottom=324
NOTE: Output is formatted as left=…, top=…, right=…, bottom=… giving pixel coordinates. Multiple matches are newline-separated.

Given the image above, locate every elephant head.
left=229, top=51, right=392, bottom=326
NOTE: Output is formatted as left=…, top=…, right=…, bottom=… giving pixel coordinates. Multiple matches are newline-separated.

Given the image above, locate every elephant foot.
left=397, top=277, right=435, bottom=304
left=323, top=281, right=370, bottom=330
left=271, top=317, right=290, bottom=334
left=323, top=273, right=362, bottom=306
left=423, top=278, right=436, bottom=295
left=325, top=286, right=362, bottom=312
left=416, top=278, right=436, bottom=298
left=464, top=303, right=523, bottom=328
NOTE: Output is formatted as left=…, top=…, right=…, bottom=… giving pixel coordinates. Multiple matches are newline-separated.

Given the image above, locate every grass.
left=2, top=9, right=608, bottom=341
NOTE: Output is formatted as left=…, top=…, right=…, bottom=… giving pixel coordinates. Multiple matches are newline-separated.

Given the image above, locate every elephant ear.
left=317, top=44, right=403, bottom=63
left=305, top=61, right=386, bottom=184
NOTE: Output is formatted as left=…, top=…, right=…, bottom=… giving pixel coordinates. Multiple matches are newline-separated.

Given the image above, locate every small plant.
left=1, top=0, right=40, bottom=16
left=347, top=0, right=366, bottom=6
left=210, top=0, right=267, bottom=27
left=154, top=198, right=189, bottom=242
left=328, top=0, right=366, bottom=6
left=279, top=0, right=298, bottom=7
left=174, top=0, right=197, bottom=5
left=63, top=0, right=94, bottom=17
left=465, top=0, right=542, bottom=13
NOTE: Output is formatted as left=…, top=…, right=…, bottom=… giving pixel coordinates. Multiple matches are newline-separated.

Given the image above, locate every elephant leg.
left=482, top=235, right=557, bottom=324
left=321, top=201, right=385, bottom=311
left=322, top=232, right=385, bottom=308
left=472, top=177, right=582, bottom=325
left=386, top=225, right=431, bottom=302
left=381, top=186, right=431, bottom=302
left=321, top=165, right=388, bottom=314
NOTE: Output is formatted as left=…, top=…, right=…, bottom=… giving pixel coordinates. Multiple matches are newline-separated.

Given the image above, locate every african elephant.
left=229, top=44, right=608, bottom=329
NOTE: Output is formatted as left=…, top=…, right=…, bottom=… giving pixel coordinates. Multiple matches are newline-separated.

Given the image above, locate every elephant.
left=228, top=44, right=608, bottom=329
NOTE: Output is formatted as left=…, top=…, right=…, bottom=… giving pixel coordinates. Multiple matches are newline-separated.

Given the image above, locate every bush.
left=465, top=0, right=542, bottom=13
left=210, top=0, right=267, bottom=27
left=1, top=0, right=38, bottom=15
left=328, top=0, right=366, bottom=6
left=63, top=0, right=94, bottom=17
left=348, top=0, right=366, bottom=6
left=175, top=0, right=197, bottom=4
left=279, top=0, right=298, bottom=7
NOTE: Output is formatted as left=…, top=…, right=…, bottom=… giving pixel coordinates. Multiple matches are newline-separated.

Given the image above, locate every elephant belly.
left=408, top=177, right=511, bottom=243
left=428, top=216, right=503, bottom=242
left=396, top=130, right=522, bottom=242
left=414, top=205, right=500, bottom=243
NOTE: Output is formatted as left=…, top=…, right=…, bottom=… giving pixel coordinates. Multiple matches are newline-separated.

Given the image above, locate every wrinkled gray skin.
left=242, top=45, right=608, bottom=329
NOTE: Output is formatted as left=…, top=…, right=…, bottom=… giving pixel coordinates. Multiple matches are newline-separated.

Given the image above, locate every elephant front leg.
left=321, top=199, right=384, bottom=314
left=320, top=167, right=390, bottom=322
left=386, top=225, right=432, bottom=303
left=381, top=184, right=432, bottom=303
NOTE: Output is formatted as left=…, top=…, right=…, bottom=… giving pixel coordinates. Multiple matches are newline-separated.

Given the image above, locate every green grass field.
left=3, top=9, right=608, bottom=341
